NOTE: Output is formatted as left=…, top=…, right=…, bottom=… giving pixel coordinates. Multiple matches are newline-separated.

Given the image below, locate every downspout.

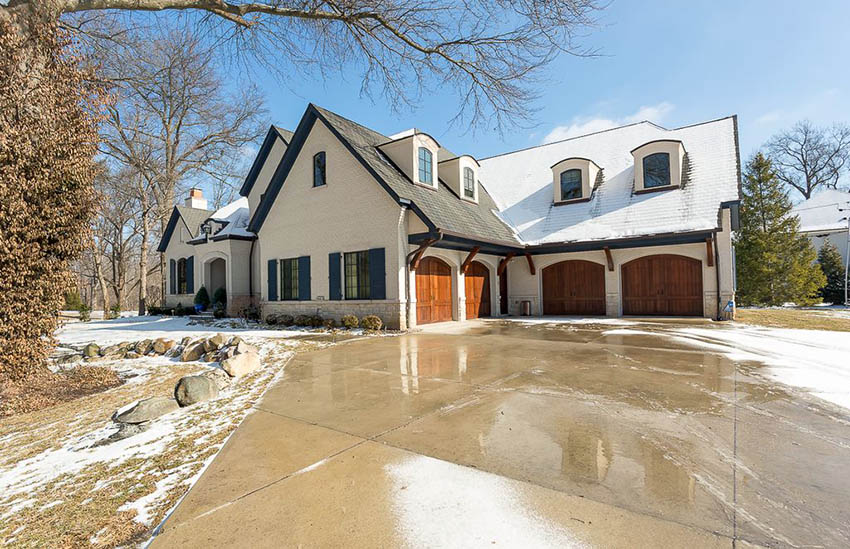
left=248, top=237, right=256, bottom=302
left=713, top=231, right=722, bottom=321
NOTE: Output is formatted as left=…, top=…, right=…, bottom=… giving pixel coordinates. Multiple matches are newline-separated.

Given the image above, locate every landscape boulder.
left=82, top=343, right=100, bottom=358
left=114, top=396, right=180, bottom=424
left=152, top=338, right=175, bottom=355
left=181, top=341, right=206, bottom=362
left=135, top=339, right=153, bottom=355
left=174, top=375, right=218, bottom=406
left=125, top=351, right=141, bottom=359
left=221, top=351, right=261, bottom=378
left=234, top=340, right=258, bottom=356
left=202, top=368, right=231, bottom=391
left=204, top=333, right=226, bottom=352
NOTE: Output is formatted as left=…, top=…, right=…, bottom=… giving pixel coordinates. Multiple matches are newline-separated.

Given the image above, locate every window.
left=177, top=258, right=187, bottom=294
left=344, top=251, right=370, bottom=299
left=559, top=169, right=582, bottom=200
left=279, top=258, right=299, bottom=300
left=418, top=147, right=433, bottom=185
left=643, top=152, right=671, bottom=188
left=313, top=152, right=326, bottom=187
left=463, top=167, right=475, bottom=198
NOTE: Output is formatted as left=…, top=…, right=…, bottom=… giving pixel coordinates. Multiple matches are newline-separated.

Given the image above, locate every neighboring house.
left=792, top=189, right=850, bottom=266
left=157, top=105, right=741, bottom=328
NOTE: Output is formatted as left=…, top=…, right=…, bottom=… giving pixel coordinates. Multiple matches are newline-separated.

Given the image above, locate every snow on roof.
left=792, top=189, right=850, bottom=233
left=209, top=196, right=253, bottom=238
left=478, top=118, right=740, bottom=245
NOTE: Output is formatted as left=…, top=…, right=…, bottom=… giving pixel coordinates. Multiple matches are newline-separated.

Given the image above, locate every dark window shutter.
left=186, top=256, right=194, bottom=294
left=267, top=259, right=278, bottom=301
left=328, top=253, right=342, bottom=300
left=298, top=256, right=311, bottom=301
left=368, top=248, right=386, bottom=300
left=169, top=259, right=176, bottom=295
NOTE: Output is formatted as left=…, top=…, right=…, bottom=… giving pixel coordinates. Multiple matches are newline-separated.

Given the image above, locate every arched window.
left=463, top=167, right=475, bottom=198
left=313, top=151, right=326, bottom=187
left=560, top=169, right=582, bottom=200
left=418, top=147, right=433, bottom=185
left=177, top=258, right=187, bottom=294
left=643, top=152, right=670, bottom=188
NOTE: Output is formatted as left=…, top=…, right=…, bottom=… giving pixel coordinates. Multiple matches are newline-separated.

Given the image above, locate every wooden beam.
left=603, top=246, right=614, bottom=272
left=705, top=238, right=714, bottom=267
left=461, top=246, right=480, bottom=274
left=410, top=239, right=436, bottom=271
left=524, top=253, right=536, bottom=275
left=497, top=253, right=516, bottom=276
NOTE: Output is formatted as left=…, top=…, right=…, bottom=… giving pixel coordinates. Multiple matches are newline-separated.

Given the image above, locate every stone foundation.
left=262, top=300, right=406, bottom=330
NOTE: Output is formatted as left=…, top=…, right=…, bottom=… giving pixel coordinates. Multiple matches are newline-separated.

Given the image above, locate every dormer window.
left=418, top=147, right=433, bottom=185
left=463, top=167, right=475, bottom=198
left=313, top=151, right=326, bottom=187
left=559, top=169, right=582, bottom=201
left=631, top=140, right=684, bottom=193
left=551, top=157, right=601, bottom=204
left=643, top=153, right=670, bottom=188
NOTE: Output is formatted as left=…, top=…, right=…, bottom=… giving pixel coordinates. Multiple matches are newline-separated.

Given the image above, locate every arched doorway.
left=208, top=257, right=226, bottom=301
left=416, top=257, right=452, bottom=324
left=464, top=261, right=491, bottom=319
left=621, top=254, right=702, bottom=316
left=542, top=260, right=606, bottom=315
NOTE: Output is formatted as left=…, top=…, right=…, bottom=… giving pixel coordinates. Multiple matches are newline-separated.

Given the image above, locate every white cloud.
left=541, top=102, right=674, bottom=144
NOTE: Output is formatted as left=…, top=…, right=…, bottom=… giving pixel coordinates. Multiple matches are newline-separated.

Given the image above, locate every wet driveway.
left=152, top=319, right=850, bottom=548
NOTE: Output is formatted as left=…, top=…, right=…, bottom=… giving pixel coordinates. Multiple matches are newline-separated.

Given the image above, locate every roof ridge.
left=669, top=115, right=737, bottom=131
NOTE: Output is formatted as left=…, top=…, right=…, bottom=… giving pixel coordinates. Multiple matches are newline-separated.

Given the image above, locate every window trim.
left=642, top=152, right=672, bottom=189
left=177, top=257, right=188, bottom=294
left=559, top=168, right=583, bottom=201
left=313, top=151, right=326, bottom=188
left=462, top=167, right=475, bottom=199
left=344, top=250, right=371, bottom=300
left=417, top=147, right=434, bottom=186
left=279, top=257, right=299, bottom=301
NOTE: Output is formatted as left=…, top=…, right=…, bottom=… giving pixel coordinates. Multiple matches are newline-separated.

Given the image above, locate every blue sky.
left=248, top=1, right=848, bottom=165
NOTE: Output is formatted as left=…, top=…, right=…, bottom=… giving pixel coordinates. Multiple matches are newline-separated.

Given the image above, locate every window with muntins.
left=313, top=152, right=326, bottom=187
left=418, top=147, right=433, bottom=185
left=279, top=258, right=299, bottom=300
left=559, top=169, right=582, bottom=200
left=177, top=258, right=188, bottom=294
left=643, top=152, right=671, bottom=188
left=344, top=251, right=370, bottom=299
left=463, top=167, right=475, bottom=198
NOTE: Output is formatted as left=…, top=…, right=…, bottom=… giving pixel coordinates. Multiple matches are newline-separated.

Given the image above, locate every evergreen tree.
left=817, top=241, right=847, bottom=305
left=735, top=153, right=825, bottom=306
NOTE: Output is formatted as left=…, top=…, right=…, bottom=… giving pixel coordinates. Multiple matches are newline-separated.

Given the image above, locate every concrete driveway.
left=151, top=319, right=850, bottom=548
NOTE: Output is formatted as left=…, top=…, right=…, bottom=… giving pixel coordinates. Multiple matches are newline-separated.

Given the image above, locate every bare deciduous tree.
left=766, top=120, right=850, bottom=200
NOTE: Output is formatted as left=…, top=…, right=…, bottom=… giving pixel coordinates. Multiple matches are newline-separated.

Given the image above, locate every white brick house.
left=158, top=105, right=741, bottom=328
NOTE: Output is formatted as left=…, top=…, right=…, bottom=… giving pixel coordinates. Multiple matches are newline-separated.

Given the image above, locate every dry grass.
left=737, top=308, right=850, bottom=332
left=0, top=340, right=324, bottom=548
left=0, top=367, right=122, bottom=418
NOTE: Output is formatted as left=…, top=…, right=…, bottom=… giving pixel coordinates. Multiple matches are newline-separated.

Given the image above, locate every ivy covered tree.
left=735, top=153, right=825, bottom=306
left=817, top=241, right=847, bottom=305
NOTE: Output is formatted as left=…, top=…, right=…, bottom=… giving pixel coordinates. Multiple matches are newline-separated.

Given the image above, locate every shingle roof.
left=793, top=189, right=850, bottom=233
left=312, top=106, right=520, bottom=245
left=478, top=117, right=741, bottom=245
left=156, top=205, right=211, bottom=252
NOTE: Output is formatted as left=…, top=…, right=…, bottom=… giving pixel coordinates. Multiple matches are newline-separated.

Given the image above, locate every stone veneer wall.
left=262, top=300, right=406, bottom=330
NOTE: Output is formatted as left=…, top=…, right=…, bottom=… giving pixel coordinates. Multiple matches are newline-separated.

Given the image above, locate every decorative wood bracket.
left=603, top=246, right=614, bottom=272
left=410, top=239, right=436, bottom=271
left=497, top=253, right=516, bottom=276
left=705, top=238, right=714, bottom=267
left=525, top=253, right=536, bottom=275
left=461, top=246, right=481, bottom=274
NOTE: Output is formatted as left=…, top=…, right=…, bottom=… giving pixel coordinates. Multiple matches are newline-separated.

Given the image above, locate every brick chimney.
left=184, top=187, right=208, bottom=209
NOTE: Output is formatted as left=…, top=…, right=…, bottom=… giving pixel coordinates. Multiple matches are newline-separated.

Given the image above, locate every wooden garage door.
left=416, top=257, right=453, bottom=324
left=542, top=260, right=606, bottom=315
left=622, top=255, right=703, bottom=316
left=464, top=261, right=491, bottom=320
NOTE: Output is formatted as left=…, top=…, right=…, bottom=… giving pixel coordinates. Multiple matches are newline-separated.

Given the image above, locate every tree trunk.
left=92, top=241, right=110, bottom=315
left=138, top=181, right=150, bottom=315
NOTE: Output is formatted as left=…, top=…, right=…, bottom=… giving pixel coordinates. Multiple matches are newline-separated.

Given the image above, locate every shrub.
left=360, top=315, right=383, bottom=331
left=294, top=314, right=312, bottom=327
left=107, top=303, right=121, bottom=319
left=279, top=314, right=294, bottom=327
left=323, top=318, right=336, bottom=330
left=239, top=304, right=261, bottom=321
left=194, top=286, right=210, bottom=310
left=63, top=290, right=83, bottom=311
left=212, top=287, right=227, bottom=307
left=310, top=314, right=324, bottom=328
left=213, top=303, right=227, bottom=319
left=341, top=314, right=359, bottom=329
left=265, top=313, right=279, bottom=325
left=78, top=303, right=91, bottom=322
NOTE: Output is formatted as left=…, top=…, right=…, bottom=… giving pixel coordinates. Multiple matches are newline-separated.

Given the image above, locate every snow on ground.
left=55, top=315, right=316, bottom=347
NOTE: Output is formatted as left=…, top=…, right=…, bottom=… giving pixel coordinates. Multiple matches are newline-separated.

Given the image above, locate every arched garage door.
left=464, top=261, right=491, bottom=320
left=542, top=260, right=606, bottom=315
left=622, top=254, right=703, bottom=316
left=416, top=257, right=453, bottom=324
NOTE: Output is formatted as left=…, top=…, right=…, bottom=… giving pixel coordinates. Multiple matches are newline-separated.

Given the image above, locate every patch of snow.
left=792, top=189, right=850, bottom=233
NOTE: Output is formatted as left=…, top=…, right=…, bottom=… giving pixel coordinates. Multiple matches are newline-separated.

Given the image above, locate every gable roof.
left=793, top=189, right=850, bottom=233
left=248, top=104, right=520, bottom=245
left=479, top=117, right=741, bottom=245
left=156, top=205, right=212, bottom=252
left=238, top=125, right=293, bottom=197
